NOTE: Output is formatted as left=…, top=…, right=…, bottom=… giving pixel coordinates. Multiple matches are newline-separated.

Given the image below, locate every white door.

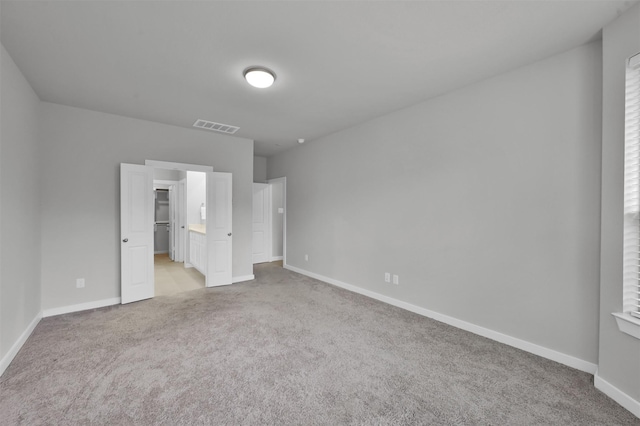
left=120, top=163, right=154, bottom=304
left=252, top=183, right=271, bottom=264
left=168, top=185, right=175, bottom=260
left=206, top=172, right=232, bottom=286
left=177, top=179, right=186, bottom=262
left=268, top=177, right=286, bottom=265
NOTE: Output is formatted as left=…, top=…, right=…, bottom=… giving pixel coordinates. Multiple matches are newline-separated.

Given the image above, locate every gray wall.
left=254, top=155, right=267, bottom=183
left=187, top=171, right=206, bottom=225
left=269, top=41, right=603, bottom=365
left=0, top=45, right=41, bottom=359
left=39, top=102, right=254, bottom=310
left=599, top=3, right=640, bottom=403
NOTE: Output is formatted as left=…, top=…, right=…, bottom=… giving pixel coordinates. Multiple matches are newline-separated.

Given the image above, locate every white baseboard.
left=270, top=256, right=283, bottom=262
left=0, top=312, right=42, bottom=377
left=41, top=276, right=255, bottom=317
left=284, top=263, right=598, bottom=375
left=233, top=274, right=255, bottom=283
left=595, top=371, right=640, bottom=418
left=42, top=297, right=121, bottom=318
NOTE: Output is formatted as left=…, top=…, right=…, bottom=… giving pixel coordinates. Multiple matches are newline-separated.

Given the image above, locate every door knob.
left=227, top=233, right=232, bottom=237
left=122, top=238, right=128, bottom=243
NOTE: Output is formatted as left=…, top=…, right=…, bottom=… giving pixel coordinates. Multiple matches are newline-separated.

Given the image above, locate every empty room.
left=1, top=1, right=640, bottom=424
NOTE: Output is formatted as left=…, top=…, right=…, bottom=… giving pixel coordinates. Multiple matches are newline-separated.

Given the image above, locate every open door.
left=168, top=185, right=176, bottom=260
left=206, top=172, right=232, bottom=286
left=177, top=178, right=186, bottom=262
left=120, top=163, right=154, bottom=304
left=252, top=183, right=271, bottom=264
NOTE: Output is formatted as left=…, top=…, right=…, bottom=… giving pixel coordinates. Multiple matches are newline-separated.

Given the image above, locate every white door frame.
left=267, top=176, right=286, bottom=266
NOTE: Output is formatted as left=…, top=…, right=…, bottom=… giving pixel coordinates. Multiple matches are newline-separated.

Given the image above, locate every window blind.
left=623, top=52, right=640, bottom=319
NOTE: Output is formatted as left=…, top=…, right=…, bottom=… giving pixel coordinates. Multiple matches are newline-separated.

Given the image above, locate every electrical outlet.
left=305, top=254, right=309, bottom=261
left=76, top=278, right=85, bottom=289
left=385, top=272, right=391, bottom=283
left=393, top=275, right=399, bottom=285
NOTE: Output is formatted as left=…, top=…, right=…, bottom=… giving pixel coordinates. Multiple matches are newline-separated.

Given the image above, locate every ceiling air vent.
left=193, top=119, right=240, bottom=134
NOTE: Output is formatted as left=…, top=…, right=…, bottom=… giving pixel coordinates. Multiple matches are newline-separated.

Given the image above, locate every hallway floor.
left=154, top=253, right=205, bottom=297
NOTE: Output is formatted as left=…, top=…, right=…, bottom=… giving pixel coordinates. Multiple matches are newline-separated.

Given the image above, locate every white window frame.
left=614, top=52, right=640, bottom=340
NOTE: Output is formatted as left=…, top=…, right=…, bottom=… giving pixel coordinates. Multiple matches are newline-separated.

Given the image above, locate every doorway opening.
left=252, top=177, right=286, bottom=272
left=152, top=168, right=207, bottom=297
left=120, top=160, right=233, bottom=305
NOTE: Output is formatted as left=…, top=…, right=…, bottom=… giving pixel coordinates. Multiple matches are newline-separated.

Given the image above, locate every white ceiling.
left=1, top=1, right=637, bottom=157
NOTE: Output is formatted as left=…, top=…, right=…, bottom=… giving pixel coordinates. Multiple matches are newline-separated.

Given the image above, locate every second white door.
left=252, top=183, right=271, bottom=264
left=206, top=172, right=233, bottom=286
left=120, top=163, right=154, bottom=304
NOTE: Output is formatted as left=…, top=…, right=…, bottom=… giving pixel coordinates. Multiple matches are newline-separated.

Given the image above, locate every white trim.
left=595, top=371, right=640, bottom=418
left=612, top=312, right=640, bottom=340
left=232, top=274, right=255, bottom=283
left=145, top=160, right=213, bottom=172
left=270, top=256, right=283, bottom=261
left=0, top=312, right=42, bottom=376
left=43, top=297, right=121, bottom=317
left=0, top=312, right=42, bottom=377
left=284, top=264, right=598, bottom=374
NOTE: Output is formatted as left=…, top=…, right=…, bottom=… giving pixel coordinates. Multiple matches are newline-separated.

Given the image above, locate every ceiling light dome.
left=243, top=66, right=276, bottom=88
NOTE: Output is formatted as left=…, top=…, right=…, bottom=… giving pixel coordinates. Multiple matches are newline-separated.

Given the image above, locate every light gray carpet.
left=1, top=263, right=637, bottom=425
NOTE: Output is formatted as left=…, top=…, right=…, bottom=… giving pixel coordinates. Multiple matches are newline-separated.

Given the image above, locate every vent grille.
left=193, top=119, right=240, bottom=134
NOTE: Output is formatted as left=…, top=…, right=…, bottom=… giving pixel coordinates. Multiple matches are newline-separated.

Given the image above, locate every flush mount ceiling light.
left=243, top=66, right=276, bottom=88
